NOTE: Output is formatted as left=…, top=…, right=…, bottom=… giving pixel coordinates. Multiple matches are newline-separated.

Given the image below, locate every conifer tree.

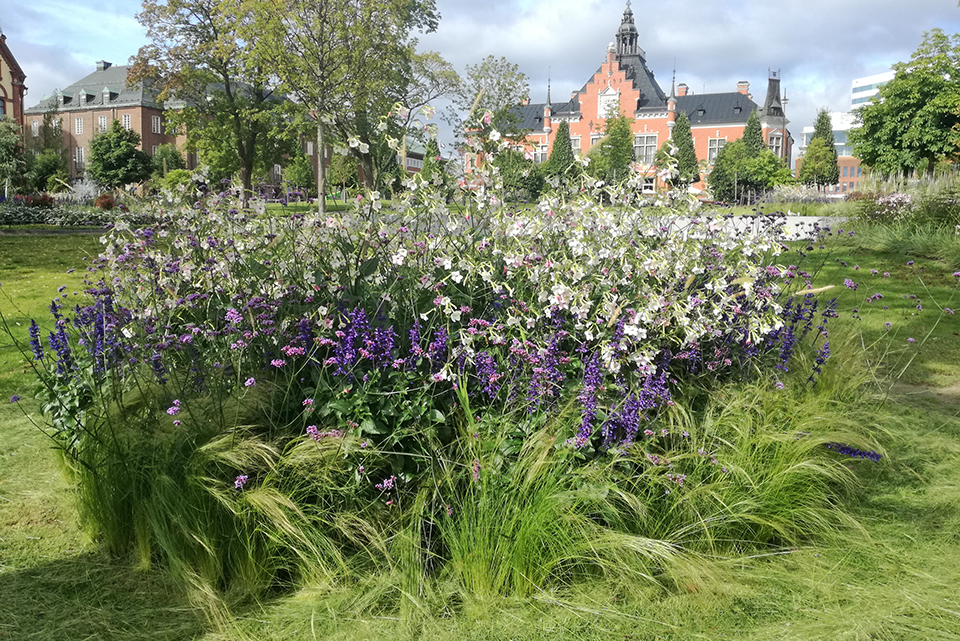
left=545, top=120, right=577, bottom=180
left=808, top=109, right=840, bottom=185
left=672, top=112, right=699, bottom=185
left=420, top=138, right=442, bottom=183
left=743, top=110, right=764, bottom=156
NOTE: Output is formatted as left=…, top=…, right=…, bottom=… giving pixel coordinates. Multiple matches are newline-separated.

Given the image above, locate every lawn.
left=1, top=223, right=959, bottom=641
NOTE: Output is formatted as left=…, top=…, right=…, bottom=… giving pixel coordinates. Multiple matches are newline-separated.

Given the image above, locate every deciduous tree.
left=131, top=0, right=295, bottom=203
left=798, top=137, right=836, bottom=187
left=88, top=120, right=153, bottom=190
left=0, top=117, right=26, bottom=197
left=587, top=112, right=634, bottom=185
left=851, top=28, right=960, bottom=176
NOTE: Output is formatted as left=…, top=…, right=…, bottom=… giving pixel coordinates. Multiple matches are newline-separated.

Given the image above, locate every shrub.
left=95, top=193, right=115, bottom=211
left=21, top=150, right=878, bottom=603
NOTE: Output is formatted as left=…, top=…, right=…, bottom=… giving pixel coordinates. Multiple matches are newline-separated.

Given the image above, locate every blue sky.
left=4, top=0, right=960, bottom=155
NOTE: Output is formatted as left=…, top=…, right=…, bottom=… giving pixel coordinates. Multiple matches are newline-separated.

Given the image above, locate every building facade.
left=24, top=61, right=188, bottom=180
left=0, top=30, right=27, bottom=127
left=513, top=3, right=792, bottom=191
left=851, top=71, right=894, bottom=110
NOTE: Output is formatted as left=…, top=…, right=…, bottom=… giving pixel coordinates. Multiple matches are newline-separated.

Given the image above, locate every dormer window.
left=733, top=105, right=742, bottom=114
left=697, top=108, right=705, bottom=116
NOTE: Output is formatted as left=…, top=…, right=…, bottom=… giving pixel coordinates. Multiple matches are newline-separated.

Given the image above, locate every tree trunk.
left=317, top=119, right=327, bottom=215
left=360, top=152, right=375, bottom=191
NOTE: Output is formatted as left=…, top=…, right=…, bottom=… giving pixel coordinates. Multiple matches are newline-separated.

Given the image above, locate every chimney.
left=737, top=80, right=750, bottom=95
left=677, top=83, right=689, bottom=97
left=520, top=98, right=529, bottom=106
left=96, top=60, right=112, bottom=71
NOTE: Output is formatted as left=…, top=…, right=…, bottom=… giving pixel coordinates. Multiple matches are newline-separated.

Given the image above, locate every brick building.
left=24, top=61, right=187, bottom=180
left=514, top=2, right=792, bottom=191
left=0, top=30, right=27, bottom=127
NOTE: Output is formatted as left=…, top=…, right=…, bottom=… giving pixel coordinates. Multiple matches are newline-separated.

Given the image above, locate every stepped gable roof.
left=677, top=92, right=758, bottom=126
left=25, top=62, right=161, bottom=114
left=619, top=54, right=666, bottom=109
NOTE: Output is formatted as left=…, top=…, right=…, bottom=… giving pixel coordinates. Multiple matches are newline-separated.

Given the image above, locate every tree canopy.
left=0, top=117, right=26, bottom=196
left=671, top=112, right=699, bottom=185
left=802, top=109, right=839, bottom=186
left=742, top=110, right=765, bottom=157
left=131, top=0, right=297, bottom=202
left=455, top=55, right=529, bottom=119
left=587, top=113, right=634, bottom=185
left=88, top=120, right=153, bottom=190
left=851, top=28, right=960, bottom=176
left=544, top=120, right=579, bottom=184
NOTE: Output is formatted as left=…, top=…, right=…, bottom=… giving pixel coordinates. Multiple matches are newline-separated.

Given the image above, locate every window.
left=75, top=147, right=85, bottom=171
left=641, top=177, right=655, bottom=193
left=99, top=116, right=107, bottom=132
left=842, top=166, right=848, bottom=177
left=53, top=118, right=61, bottom=133
left=0, top=100, right=5, bottom=117
left=152, top=115, right=162, bottom=134
left=633, top=134, right=657, bottom=164
left=570, top=136, right=580, bottom=154
left=768, top=133, right=783, bottom=158
left=31, top=120, right=39, bottom=137
left=534, top=144, right=548, bottom=164
left=857, top=166, right=862, bottom=177
left=590, top=133, right=602, bottom=149
left=122, top=114, right=131, bottom=130
left=306, top=141, right=314, bottom=156
left=708, top=138, right=725, bottom=162
left=75, top=117, right=83, bottom=135
left=152, top=145, right=158, bottom=156
left=406, top=158, right=423, bottom=169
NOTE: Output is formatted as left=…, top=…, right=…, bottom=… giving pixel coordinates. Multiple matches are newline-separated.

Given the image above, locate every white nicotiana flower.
left=450, top=271, right=463, bottom=284
left=391, top=248, right=408, bottom=265
left=488, top=129, right=501, bottom=142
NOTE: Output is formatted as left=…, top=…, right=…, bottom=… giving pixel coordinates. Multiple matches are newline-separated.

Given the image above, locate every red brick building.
left=24, top=61, right=188, bottom=180
left=0, top=31, right=27, bottom=127
left=515, top=2, right=792, bottom=191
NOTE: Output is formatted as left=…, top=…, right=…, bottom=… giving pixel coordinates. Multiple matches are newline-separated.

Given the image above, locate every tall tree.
left=131, top=0, right=295, bottom=204
left=419, top=137, right=442, bottom=183
left=241, top=0, right=442, bottom=210
left=587, top=112, right=634, bottom=185
left=851, top=28, right=960, bottom=176
left=742, top=110, right=764, bottom=156
left=453, top=55, right=529, bottom=137
left=0, top=117, right=27, bottom=197
left=797, top=137, right=836, bottom=187
left=88, top=120, right=153, bottom=190
left=807, top=109, right=839, bottom=186
left=671, top=112, right=699, bottom=185
left=23, top=110, right=68, bottom=192
left=544, top=120, right=578, bottom=182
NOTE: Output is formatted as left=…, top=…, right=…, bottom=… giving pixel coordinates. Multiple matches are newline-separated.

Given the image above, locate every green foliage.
left=586, top=113, right=634, bottom=185
left=810, top=109, right=840, bottom=185
left=155, top=168, right=194, bottom=196
left=150, top=143, right=185, bottom=180
left=672, top=112, right=700, bottom=185
left=0, top=117, right=27, bottom=194
left=328, top=153, right=359, bottom=193
left=419, top=138, right=443, bottom=183
left=742, top=110, right=765, bottom=157
left=492, top=148, right=544, bottom=201
left=799, top=137, right=838, bottom=187
left=455, top=55, right=529, bottom=119
left=852, top=28, right=960, bottom=176
left=708, top=139, right=755, bottom=201
left=283, top=153, right=315, bottom=196
left=133, top=0, right=299, bottom=199
left=28, top=150, right=70, bottom=193
left=544, top=120, right=579, bottom=184
left=88, top=120, right=153, bottom=190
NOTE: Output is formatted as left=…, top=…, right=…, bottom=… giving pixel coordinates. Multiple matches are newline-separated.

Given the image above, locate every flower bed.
left=23, top=170, right=876, bottom=599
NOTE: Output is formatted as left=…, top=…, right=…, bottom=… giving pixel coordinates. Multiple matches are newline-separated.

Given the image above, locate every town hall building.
left=515, top=2, right=792, bottom=191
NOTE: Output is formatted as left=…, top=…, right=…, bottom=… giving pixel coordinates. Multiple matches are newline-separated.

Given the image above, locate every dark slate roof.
left=759, top=76, right=785, bottom=119
left=510, top=102, right=549, bottom=132
left=618, top=54, right=666, bottom=108
left=677, top=92, right=758, bottom=126
left=25, top=63, right=160, bottom=113
left=550, top=94, right=581, bottom=119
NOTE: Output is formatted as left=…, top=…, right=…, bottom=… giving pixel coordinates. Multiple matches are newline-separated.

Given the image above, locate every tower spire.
left=547, top=67, right=551, bottom=107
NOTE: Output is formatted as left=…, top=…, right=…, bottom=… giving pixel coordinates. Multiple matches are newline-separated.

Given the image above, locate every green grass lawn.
left=1, top=228, right=958, bottom=640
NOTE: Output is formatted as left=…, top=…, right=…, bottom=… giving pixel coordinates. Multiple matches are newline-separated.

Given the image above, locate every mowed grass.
left=0, top=228, right=959, bottom=640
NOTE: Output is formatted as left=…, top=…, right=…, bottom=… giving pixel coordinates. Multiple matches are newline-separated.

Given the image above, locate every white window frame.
left=768, top=133, right=783, bottom=158
left=633, top=133, right=657, bottom=165
left=534, top=144, right=549, bottom=164
left=570, top=136, right=581, bottom=154
left=708, top=138, right=726, bottom=163
left=122, top=114, right=131, bottom=130
left=75, top=117, right=83, bottom=135
left=152, top=115, right=162, bottom=134
left=590, top=133, right=602, bottom=149
left=306, top=141, right=314, bottom=156
left=31, top=120, right=39, bottom=137
left=74, top=147, right=85, bottom=171
left=98, top=115, right=108, bottom=132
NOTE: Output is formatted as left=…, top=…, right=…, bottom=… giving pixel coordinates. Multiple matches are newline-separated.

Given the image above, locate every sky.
left=4, top=0, right=960, bottom=162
